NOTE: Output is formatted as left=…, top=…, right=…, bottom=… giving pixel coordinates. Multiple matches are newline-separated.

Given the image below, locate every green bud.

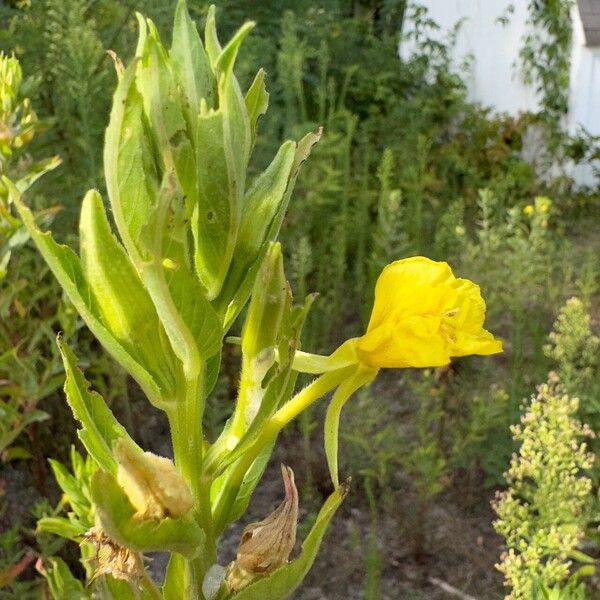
left=226, top=243, right=288, bottom=443
left=242, top=242, right=287, bottom=359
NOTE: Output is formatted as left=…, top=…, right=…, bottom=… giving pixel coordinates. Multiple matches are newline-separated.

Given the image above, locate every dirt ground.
left=0, top=381, right=510, bottom=600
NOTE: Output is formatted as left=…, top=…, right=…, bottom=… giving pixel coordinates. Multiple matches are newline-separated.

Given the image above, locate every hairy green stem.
left=169, top=366, right=211, bottom=599
left=212, top=367, right=353, bottom=531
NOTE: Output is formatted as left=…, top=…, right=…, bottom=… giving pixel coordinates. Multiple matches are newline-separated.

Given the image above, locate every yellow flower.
left=535, top=195, right=551, bottom=214
left=523, top=205, right=535, bottom=216
left=355, top=257, right=502, bottom=369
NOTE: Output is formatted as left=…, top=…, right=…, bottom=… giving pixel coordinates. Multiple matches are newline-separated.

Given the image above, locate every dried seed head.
left=114, top=440, right=194, bottom=520
left=226, top=465, right=299, bottom=591
left=84, top=526, right=144, bottom=587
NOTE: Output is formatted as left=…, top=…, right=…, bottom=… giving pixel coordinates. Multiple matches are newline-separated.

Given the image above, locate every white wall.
left=400, top=0, right=540, bottom=114
left=401, top=1, right=600, bottom=185
left=569, top=8, right=600, bottom=136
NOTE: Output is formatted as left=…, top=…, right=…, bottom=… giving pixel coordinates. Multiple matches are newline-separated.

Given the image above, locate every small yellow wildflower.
left=523, top=205, right=535, bottom=216
left=535, top=196, right=552, bottom=214
left=355, top=256, right=502, bottom=369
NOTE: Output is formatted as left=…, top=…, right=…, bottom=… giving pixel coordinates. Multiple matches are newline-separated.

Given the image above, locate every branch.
left=428, top=577, right=479, bottom=600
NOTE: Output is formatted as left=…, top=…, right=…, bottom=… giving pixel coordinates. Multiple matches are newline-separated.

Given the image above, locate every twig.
left=428, top=577, right=479, bottom=600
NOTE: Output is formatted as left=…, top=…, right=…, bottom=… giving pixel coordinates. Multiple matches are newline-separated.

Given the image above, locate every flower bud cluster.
left=493, top=378, right=594, bottom=599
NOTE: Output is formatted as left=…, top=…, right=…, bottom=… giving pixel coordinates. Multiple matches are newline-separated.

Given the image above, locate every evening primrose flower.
left=274, top=256, right=502, bottom=489
left=292, top=256, right=502, bottom=373
left=354, top=256, right=502, bottom=369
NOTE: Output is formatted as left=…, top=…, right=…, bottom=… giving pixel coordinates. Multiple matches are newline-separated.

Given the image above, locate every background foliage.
left=1, top=0, right=599, bottom=598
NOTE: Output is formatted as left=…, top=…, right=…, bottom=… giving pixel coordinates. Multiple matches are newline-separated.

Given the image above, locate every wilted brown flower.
left=226, top=464, right=299, bottom=591
left=84, top=526, right=144, bottom=586
left=114, top=439, right=194, bottom=520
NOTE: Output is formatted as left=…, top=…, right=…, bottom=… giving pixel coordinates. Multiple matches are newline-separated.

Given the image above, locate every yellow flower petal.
left=358, top=256, right=502, bottom=369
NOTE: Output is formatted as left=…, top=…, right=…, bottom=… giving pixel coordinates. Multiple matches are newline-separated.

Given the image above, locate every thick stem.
left=169, top=367, right=212, bottom=600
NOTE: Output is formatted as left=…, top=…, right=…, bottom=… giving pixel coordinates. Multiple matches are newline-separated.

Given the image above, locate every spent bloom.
left=114, top=440, right=193, bottom=520
left=226, top=465, right=299, bottom=591
left=85, top=526, right=144, bottom=587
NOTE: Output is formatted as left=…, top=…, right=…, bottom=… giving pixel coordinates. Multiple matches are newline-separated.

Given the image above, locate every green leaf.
left=193, top=19, right=254, bottom=300
left=58, top=339, right=132, bottom=474
left=229, top=482, right=350, bottom=600
left=15, top=155, right=61, bottom=194
left=193, top=109, right=232, bottom=298
left=206, top=351, right=223, bottom=397
left=218, top=20, right=253, bottom=227
left=222, top=129, right=321, bottom=330
left=48, top=458, right=90, bottom=518
left=43, top=557, right=87, bottom=600
left=92, top=470, right=205, bottom=557
left=6, top=179, right=163, bottom=406
left=219, top=142, right=295, bottom=313
left=164, top=244, right=223, bottom=361
left=37, top=517, right=87, bottom=540
left=245, top=69, right=268, bottom=146
left=204, top=5, right=222, bottom=68
left=171, top=0, right=215, bottom=123
left=0, top=408, right=48, bottom=457
left=79, top=189, right=180, bottom=400
left=267, top=128, right=322, bottom=241
left=226, top=441, right=275, bottom=525
left=1, top=446, right=32, bottom=461
left=217, top=26, right=253, bottom=189
left=104, top=60, right=159, bottom=261
left=105, top=577, right=156, bottom=600
left=136, top=18, right=188, bottom=179
left=163, top=554, right=186, bottom=600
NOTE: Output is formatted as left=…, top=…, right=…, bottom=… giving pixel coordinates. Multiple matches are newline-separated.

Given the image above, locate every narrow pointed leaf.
left=104, top=60, right=159, bottom=260
left=171, top=0, right=216, bottom=125
left=79, top=190, right=180, bottom=399
left=163, top=554, right=186, bottom=600
left=219, top=141, right=295, bottom=309
left=245, top=69, right=268, bottom=145
left=43, top=557, right=86, bottom=600
left=6, top=179, right=163, bottom=406
left=136, top=20, right=188, bottom=176
left=193, top=109, right=233, bottom=297
left=58, top=339, right=132, bottom=475
left=222, top=131, right=320, bottom=330
left=204, top=5, right=222, bottom=68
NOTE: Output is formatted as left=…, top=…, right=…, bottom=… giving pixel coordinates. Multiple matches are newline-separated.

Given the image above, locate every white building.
left=400, top=0, right=600, bottom=182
